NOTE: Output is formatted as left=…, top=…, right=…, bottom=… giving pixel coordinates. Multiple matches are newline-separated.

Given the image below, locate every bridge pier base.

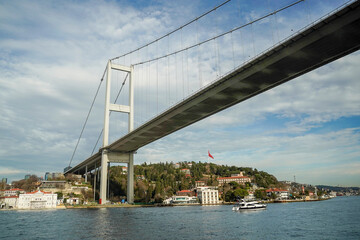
left=127, top=153, right=134, bottom=204
left=99, top=150, right=109, bottom=204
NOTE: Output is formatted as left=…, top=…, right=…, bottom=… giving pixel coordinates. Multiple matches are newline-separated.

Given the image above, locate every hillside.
left=107, top=161, right=280, bottom=203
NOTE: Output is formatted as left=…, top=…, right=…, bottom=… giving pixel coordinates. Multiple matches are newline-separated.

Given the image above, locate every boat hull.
left=232, top=200, right=267, bottom=211
left=232, top=205, right=266, bottom=211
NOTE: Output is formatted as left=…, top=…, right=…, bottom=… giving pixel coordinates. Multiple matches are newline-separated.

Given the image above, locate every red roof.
left=218, top=176, right=250, bottom=180
left=6, top=188, right=24, bottom=191
left=178, top=190, right=192, bottom=193
left=26, top=190, right=52, bottom=194
left=0, top=196, right=19, bottom=198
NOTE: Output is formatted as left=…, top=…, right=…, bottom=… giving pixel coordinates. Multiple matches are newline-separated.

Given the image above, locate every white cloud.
left=0, top=167, right=24, bottom=175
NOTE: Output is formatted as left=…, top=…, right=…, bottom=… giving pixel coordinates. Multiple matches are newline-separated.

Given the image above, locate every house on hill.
left=217, top=176, right=251, bottom=186
left=0, top=188, right=25, bottom=197
left=195, top=181, right=205, bottom=187
left=180, top=169, right=191, bottom=175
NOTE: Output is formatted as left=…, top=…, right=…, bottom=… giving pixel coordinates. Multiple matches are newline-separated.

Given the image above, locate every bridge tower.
left=99, top=60, right=134, bottom=204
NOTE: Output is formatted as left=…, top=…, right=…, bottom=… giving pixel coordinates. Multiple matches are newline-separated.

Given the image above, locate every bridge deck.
left=67, top=1, right=360, bottom=175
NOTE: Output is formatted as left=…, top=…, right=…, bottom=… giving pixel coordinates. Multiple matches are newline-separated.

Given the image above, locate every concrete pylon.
left=99, top=60, right=134, bottom=204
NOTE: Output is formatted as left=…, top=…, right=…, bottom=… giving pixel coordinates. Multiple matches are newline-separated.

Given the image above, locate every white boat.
left=232, top=199, right=266, bottom=211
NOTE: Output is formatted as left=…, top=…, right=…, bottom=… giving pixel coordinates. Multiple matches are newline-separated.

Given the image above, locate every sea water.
left=1, top=196, right=359, bottom=239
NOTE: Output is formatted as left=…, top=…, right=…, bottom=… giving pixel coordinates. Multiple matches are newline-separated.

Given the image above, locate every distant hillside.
left=316, top=185, right=360, bottom=192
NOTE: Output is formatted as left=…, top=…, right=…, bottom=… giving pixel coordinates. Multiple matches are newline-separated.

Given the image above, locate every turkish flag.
left=208, top=150, right=214, bottom=159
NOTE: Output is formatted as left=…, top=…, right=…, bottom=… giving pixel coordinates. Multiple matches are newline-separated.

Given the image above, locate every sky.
left=0, top=0, right=359, bottom=187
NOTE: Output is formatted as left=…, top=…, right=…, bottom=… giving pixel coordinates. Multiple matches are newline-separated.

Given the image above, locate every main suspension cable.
left=68, top=65, right=108, bottom=167
left=133, top=0, right=304, bottom=66
left=110, top=0, right=232, bottom=61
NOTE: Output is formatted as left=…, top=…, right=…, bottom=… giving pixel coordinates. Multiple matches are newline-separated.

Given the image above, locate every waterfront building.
left=171, top=195, right=198, bottom=204
left=1, top=178, right=7, bottom=184
left=0, top=196, right=18, bottom=209
left=266, top=188, right=289, bottom=200
left=197, top=187, right=219, bottom=205
left=18, top=190, right=57, bottom=209
left=176, top=190, right=195, bottom=197
left=217, top=176, right=251, bottom=186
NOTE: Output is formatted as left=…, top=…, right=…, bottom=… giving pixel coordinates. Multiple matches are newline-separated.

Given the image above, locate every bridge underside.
left=67, top=1, right=360, bottom=175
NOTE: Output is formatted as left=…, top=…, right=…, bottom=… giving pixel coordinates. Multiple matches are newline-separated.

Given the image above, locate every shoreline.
left=63, top=198, right=332, bottom=209
left=0, top=198, right=333, bottom=210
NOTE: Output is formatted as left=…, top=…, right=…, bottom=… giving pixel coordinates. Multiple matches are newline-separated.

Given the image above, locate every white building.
left=244, top=192, right=255, bottom=201
left=217, top=176, right=251, bottom=186
left=0, top=196, right=18, bottom=209
left=171, top=195, right=198, bottom=204
left=195, top=181, right=206, bottom=187
left=197, top=187, right=219, bottom=205
left=163, top=197, right=173, bottom=205
left=0, top=188, right=25, bottom=197
left=18, top=190, right=57, bottom=209
left=266, top=188, right=289, bottom=200
left=66, top=197, right=80, bottom=205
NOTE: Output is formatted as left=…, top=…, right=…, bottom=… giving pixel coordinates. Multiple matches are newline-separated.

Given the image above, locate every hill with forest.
left=107, top=161, right=281, bottom=203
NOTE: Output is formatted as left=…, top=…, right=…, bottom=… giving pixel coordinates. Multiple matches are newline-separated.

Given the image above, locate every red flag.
left=208, top=150, right=214, bottom=159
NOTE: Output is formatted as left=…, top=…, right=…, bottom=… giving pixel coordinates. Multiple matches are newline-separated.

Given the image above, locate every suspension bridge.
left=65, top=0, right=360, bottom=204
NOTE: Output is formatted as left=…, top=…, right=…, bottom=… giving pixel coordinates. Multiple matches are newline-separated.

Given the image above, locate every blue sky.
left=0, top=0, right=359, bottom=187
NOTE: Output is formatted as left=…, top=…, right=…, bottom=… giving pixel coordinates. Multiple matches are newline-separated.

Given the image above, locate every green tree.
left=55, top=192, right=63, bottom=199
left=225, top=190, right=234, bottom=202
left=254, top=189, right=267, bottom=200
left=229, top=181, right=240, bottom=188
left=270, top=192, right=277, bottom=200
left=233, top=188, right=249, bottom=199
